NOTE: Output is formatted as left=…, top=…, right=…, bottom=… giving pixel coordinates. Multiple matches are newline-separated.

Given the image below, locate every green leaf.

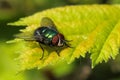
left=0, top=41, right=26, bottom=80
left=8, top=5, right=120, bottom=70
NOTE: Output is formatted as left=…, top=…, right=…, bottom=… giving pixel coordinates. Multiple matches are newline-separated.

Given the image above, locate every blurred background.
left=0, top=0, right=120, bottom=80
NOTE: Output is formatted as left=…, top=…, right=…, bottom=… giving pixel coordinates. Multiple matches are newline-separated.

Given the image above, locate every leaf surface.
left=8, top=5, right=120, bottom=70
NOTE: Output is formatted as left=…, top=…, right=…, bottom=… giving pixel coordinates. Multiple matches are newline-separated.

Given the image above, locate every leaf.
left=91, top=20, right=120, bottom=67
left=8, top=5, right=120, bottom=70
left=0, top=42, right=26, bottom=80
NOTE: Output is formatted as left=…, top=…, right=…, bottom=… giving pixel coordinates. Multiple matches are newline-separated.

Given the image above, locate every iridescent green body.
left=34, top=27, right=58, bottom=46
left=43, top=27, right=57, bottom=39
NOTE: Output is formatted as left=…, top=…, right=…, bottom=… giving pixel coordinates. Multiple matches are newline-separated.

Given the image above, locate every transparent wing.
left=14, top=33, right=36, bottom=41
left=41, top=17, right=58, bottom=31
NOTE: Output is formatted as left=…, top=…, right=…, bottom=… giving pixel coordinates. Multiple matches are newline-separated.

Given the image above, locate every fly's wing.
left=40, top=17, right=58, bottom=31
left=14, top=32, right=36, bottom=41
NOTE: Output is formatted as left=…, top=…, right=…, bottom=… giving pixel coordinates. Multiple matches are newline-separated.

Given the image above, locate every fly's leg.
left=63, top=39, right=73, bottom=48
left=39, top=44, right=44, bottom=60
left=64, top=42, right=73, bottom=48
left=64, top=40, right=72, bottom=42
left=55, top=50, right=60, bottom=56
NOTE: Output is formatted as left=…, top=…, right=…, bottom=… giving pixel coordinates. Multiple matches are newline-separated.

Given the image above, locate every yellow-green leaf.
left=8, top=5, right=120, bottom=70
